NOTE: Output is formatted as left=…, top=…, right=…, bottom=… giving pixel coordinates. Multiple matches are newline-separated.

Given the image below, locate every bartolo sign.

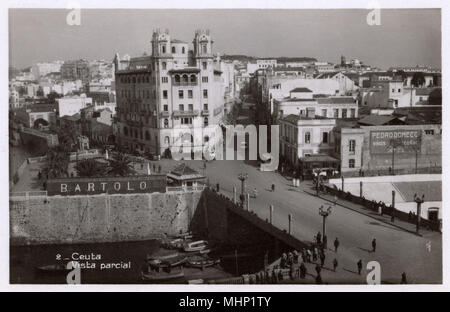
left=47, top=175, right=167, bottom=196
left=370, top=130, right=421, bottom=154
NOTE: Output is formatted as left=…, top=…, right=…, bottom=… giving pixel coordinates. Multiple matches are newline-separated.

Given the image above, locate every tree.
left=57, top=123, right=80, bottom=153
left=44, top=147, right=70, bottom=178
left=428, top=88, right=442, bottom=106
left=75, top=159, right=107, bottom=177
left=411, top=72, right=425, bottom=87
left=47, top=91, right=62, bottom=104
left=107, top=152, right=134, bottom=176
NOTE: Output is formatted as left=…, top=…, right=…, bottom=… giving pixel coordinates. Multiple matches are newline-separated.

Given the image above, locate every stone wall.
left=10, top=190, right=202, bottom=246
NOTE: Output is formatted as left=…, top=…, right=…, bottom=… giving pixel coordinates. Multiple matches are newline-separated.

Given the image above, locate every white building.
left=57, top=94, right=93, bottom=117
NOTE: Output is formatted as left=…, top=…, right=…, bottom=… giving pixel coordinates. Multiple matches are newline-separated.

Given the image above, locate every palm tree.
left=44, top=147, right=70, bottom=178
left=107, top=152, right=135, bottom=176
left=75, top=159, right=107, bottom=177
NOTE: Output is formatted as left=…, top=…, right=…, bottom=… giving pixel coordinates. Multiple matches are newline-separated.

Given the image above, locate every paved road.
left=199, top=102, right=442, bottom=284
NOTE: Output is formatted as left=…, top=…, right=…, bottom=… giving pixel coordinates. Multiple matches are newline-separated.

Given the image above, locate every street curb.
left=303, top=190, right=422, bottom=237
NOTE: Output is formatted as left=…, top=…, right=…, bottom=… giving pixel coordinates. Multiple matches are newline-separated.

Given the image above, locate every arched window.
left=182, top=74, right=189, bottom=83
left=164, top=136, right=170, bottom=145
left=175, top=75, right=180, bottom=83
left=190, top=75, right=197, bottom=83
left=164, top=118, right=169, bottom=128
left=204, top=117, right=209, bottom=127
left=172, top=46, right=176, bottom=53
left=182, top=47, right=185, bottom=54
left=305, top=132, right=311, bottom=144
left=145, top=131, right=150, bottom=141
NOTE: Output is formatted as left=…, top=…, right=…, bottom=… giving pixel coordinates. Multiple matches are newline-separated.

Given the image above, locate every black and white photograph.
left=3, top=0, right=448, bottom=292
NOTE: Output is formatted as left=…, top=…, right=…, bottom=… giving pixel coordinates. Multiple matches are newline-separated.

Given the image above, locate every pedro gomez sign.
left=370, top=130, right=421, bottom=154
left=47, top=175, right=167, bottom=196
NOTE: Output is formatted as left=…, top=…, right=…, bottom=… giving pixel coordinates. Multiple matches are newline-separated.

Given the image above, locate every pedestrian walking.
left=271, top=184, right=275, bottom=192
left=312, top=248, right=318, bottom=262
left=323, top=235, right=328, bottom=249
left=320, top=252, right=326, bottom=267
left=357, top=259, right=363, bottom=275
left=334, top=237, right=340, bottom=253
left=299, top=262, right=306, bottom=279
left=315, top=274, right=323, bottom=284
left=372, top=238, right=377, bottom=253
left=401, top=272, right=408, bottom=284
left=315, top=264, right=322, bottom=276
left=216, top=183, right=220, bottom=192
left=333, top=258, right=338, bottom=272
left=316, top=231, right=322, bottom=245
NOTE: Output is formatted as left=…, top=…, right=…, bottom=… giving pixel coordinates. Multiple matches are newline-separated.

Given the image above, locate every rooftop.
left=281, top=114, right=330, bottom=123
left=358, top=115, right=405, bottom=126
left=290, top=87, right=312, bottom=93
left=317, top=97, right=356, bottom=105
left=393, top=181, right=442, bottom=202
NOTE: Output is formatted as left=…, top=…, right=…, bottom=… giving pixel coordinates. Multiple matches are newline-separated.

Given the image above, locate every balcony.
left=173, top=110, right=199, bottom=117
left=201, top=110, right=209, bottom=116
left=172, top=81, right=198, bottom=87
left=160, top=111, right=170, bottom=118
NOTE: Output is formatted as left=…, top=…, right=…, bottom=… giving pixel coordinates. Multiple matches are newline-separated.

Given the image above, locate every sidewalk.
left=303, top=188, right=432, bottom=237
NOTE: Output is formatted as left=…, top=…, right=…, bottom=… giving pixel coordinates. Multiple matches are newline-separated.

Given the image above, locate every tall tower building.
left=113, top=29, right=228, bottom=156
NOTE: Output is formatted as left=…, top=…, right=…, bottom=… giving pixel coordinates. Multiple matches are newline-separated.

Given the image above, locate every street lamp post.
left=319, top=204, right=333, bottom=247
left=414, top=193, right=425, bottom=234
left=238, top=173, right=248, bottom=205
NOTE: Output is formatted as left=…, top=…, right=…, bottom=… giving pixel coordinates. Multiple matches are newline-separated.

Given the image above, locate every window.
left=349, top=159, right=355, bottom=168
left=178, top=90, right=184, bottom=99
left=175, top=75, right=180, bottom=83
left=181, top=117, right=193, bottom=125
left=349, top=139, right=356, bottom=153
left=162, top=77, right=168, bottom=83
left=323, top=132, right=328, bottom=144
left=350, top=108, right=356, bottom=118
left=188, top=104, right=193, bottom=111
left=398, top=89, right=401, bottom=92
left=425, top=130, right=434, bottom=135
left=162, top=45, right=166, bottom=53
left=204, top=117, right=209, bottom=127
left=145, top=131, right=150, bottom=141
left=342, top=109, right=347, bottom=118
left=392, top=89, right=395, bottom=93
left=179, top=104, right=184, bottom=111
left=202, top=45, right=207, bottom=54
left=202, top=76, right=208, bottom=83
left=163, top=105, right=168, bottom=111
left=203, top=104, right=208, bottom=111
left=202, top=62, right=207, bottom=70
left=305, top=132, right=311, bottom=144
left=190, top=75, right=196, bottom=83
left=162, top=90, right=168, bottom=99
left=188, top=90, right=193, bottom=99
left=162, top=62, right=166, bottom=70
left=182, top=47, right=185, bottom=54
left=321, top=109, right=327, bottom=117
left=172, top=47, right=176, bottom=53
left=334, top=109, right=339, bottom=118
left=164, top=119, right=169, bottom=128
left=203, top=89, right=208, bottom=98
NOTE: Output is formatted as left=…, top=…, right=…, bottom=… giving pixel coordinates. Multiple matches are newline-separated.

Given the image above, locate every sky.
left=8, top=9, right=441, bottom=70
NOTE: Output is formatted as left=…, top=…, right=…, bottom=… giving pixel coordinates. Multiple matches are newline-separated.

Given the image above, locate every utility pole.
left=391, top=190, right=396, bottom=222
left=414, top=194, right=425, bottom=234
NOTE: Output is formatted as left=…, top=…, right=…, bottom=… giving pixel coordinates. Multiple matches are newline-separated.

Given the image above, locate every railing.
left=201, top=110, right=209, bottom=116
left=166, top=185, right=206, bottom=192
left=160, top=111, right=170, bottom=118
left=10, top=191, right=48, bottom=198
left=171, top=81, right=198, bottom=87
left=173, top=110, right=199, bottom=117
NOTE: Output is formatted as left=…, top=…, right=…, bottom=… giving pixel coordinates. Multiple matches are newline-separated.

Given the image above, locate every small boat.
left=176, top=231, right=194, bottom=240
left=186, top=255, right=220, bottom=269
left=141, top=267, right=185, bottom=282
left=148, top=254, right=188, bottom=269
left=184, top=240, right=208, bottom=253
left=147, top=250, right=179, bottom=262
left=35, top=264, right=70, bottom=274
